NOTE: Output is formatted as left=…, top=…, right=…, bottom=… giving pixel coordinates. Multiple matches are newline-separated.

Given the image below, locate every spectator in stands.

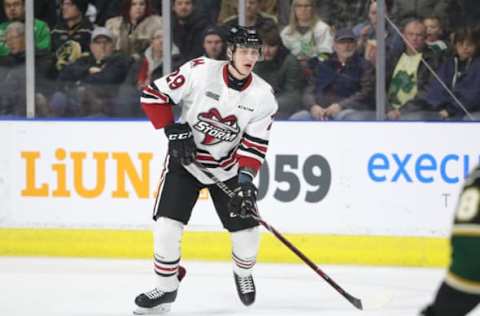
left=202, top=26, right=227, bottom=60
left=0, top=0, right=57, bottom=28
left=423, top=16, right=448, bottom=53
left=114, top=29, right=181, bottom=117
left=290, top=28, right=375, bottom=121
left=172, top=0, right=210, bottom=64
left=218, top=0, right=288, bottom=26
left=223, top=0, right=277, bottom=30
left=353, top=0, right=402, bottom=64
left=261, top=0, right=291, bottom=27
left=0, top=0, right=51, bottom=57
left=385, top=18, right=444, bottom=120
left=315, top=0, right=371, bottom=30
left=254, top=26, right=304, bottom=120
left=136, top=30, right=180, bottom=89
left=392, top=0, right=454, bottom=29
left=280, top=0, right=333, bottom=63
left=0, top=22, right=49, bottom=116
left=420, top=27, right=480, bottom=120
left=50, top=0, right=93, bottom=75
left=51, top=27, right=131, bottom=117
left=217, top=0, right=236, bottom=23
left=106, top=0, right=162, bottom=61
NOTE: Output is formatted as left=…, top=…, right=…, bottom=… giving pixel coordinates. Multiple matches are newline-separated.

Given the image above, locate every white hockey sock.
left=231, top=227, right=260, bottom=277
left=153, top=217, right=184, bottom=292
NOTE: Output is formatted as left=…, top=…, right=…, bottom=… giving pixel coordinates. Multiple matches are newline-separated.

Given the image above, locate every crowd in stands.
left=0, top=0, right=480, bottom=121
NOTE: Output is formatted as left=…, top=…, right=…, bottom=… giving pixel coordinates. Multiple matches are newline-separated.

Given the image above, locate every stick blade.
left=345, top=293, right=363, bottom=310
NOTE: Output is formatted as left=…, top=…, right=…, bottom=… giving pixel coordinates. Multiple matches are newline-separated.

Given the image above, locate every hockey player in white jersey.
left=133, top=25, right=278, bottom=315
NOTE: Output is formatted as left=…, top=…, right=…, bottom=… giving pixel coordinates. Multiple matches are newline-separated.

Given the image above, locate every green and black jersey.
left=446, top=166, right=480, bottom=295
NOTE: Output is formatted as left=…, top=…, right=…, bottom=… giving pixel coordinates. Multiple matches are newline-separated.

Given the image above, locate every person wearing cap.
left=202, top=26, right=227, bottom=60
left=290, top=27, right=376, bottom=121
left=0, top=0, right=51, bottom=57
left=51, top=26, right=131, bottom=117
left=50, top=0, right=94, bottom=77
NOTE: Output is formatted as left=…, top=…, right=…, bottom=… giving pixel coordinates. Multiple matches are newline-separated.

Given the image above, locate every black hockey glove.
left=228, top=172, right=258, bottom=219
left=164, top=123, right=197, bottom=165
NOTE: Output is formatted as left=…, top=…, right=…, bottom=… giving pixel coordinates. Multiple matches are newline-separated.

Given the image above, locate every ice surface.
left=0, top=257, right=479, bottom=316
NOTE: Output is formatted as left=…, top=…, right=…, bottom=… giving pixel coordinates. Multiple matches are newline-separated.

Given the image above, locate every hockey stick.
left=193, top=161, right=363, bottom=310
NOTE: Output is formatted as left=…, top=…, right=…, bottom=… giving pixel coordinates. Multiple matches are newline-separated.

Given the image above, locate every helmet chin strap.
left=230, top=60, right=248, bottom=78
left=228, top=46, right=248, bottom=78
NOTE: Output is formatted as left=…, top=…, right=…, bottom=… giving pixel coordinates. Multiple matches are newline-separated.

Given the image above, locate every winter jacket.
left=303, top=52, right=374, bottom=110
left=51, top=17, right=94, bottom=54
left=423, top=56, right=480, bottom=116
left=0, top=19, right=51, bottom=56
left=106, top=15, right=162, bottom=59
left=58, top=52, right=131, bottom=87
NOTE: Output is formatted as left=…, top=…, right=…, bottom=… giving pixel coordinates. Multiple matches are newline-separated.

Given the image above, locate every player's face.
left=232, top=46, right=260, bottom=77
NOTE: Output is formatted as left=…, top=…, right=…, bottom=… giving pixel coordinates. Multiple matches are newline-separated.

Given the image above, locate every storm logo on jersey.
left=193, top=108, right=240, bottom=145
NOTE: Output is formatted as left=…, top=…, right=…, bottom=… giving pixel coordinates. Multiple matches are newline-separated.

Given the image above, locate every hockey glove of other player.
left=164, top=123, right=197, bottom=165
left=228, top=170, right=258, bottom=219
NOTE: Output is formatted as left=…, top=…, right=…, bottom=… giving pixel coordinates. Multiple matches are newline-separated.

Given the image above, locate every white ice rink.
left=1, top=257, right=479, bottom=316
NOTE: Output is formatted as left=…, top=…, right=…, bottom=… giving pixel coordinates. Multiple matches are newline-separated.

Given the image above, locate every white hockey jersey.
left=141, top=57, right=278, bottom=184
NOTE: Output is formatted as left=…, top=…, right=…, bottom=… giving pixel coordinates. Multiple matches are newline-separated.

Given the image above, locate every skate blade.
left=133, top=303, right=171, bottom=315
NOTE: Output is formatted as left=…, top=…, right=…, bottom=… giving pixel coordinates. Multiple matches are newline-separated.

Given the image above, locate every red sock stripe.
left=153, top=256, right=180, bottom=276
left=154, top=263, right=179, bottom=274
left=233, top=254, right=256, bottom=269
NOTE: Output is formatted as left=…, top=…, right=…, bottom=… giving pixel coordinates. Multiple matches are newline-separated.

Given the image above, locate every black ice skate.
left=233, top=272, right=256, bottom=306
left=133, top=266, right=186, bottom=315
left=133, top=288, right=177, bottom=315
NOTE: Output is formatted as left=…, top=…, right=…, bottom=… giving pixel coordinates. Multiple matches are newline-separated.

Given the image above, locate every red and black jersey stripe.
left=236, top=133, right=269, bottom=172
left=196, top=147, right=237, bottom=171
left=141, top=83, right=175, bottom=129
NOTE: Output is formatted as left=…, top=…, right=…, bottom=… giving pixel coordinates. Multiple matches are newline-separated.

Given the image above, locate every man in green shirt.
left=0, top=0, right=51, bottom=56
